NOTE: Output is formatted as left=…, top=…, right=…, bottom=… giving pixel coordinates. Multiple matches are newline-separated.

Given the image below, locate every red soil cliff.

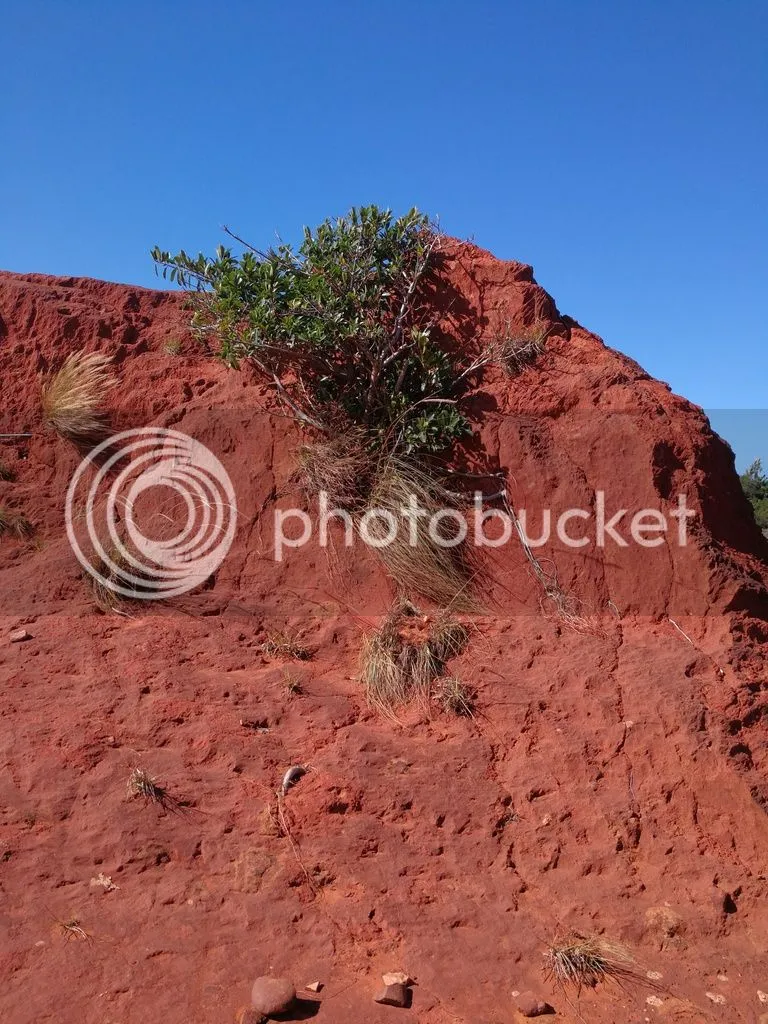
left=1, top=242, right=767, bottom=1023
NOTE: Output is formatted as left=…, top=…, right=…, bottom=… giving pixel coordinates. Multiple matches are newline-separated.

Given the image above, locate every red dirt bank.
left=1, top=242, right=767, bottom=1024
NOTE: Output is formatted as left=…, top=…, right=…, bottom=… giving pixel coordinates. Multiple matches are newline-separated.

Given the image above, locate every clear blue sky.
left=3, top=1, right=765, bottom=468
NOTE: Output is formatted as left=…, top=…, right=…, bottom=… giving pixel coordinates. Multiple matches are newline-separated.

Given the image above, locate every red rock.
left=235, top=1008, right=266, bottom=1024
left=515, top=991, right=554, bottom=1017
left=0, top=247, right=767, bottom=1024
left=250, top=976, right=296, bottom=1016
left=382, top=971, right=412, bottom=986
left=374, top=982, right=410, bottom=1007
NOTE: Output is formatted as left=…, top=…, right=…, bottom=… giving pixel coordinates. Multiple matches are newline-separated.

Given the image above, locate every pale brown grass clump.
left=360, top=618, right=410, bottom=717
left=282, top=668, right=304, bottom=696
left=544, top=934, right=641, bottom=993
left=435, top=677, right=475, bottom=716
left=365, top=455, right=479, bottom=611
left=0, top=461, right=16, bottom=482
left=41, top=350, right=116, bottom=443
left=85, top=544, right=155, bottom=614
left=0, top=507, right=33, bottom=539
left=494, top=321, right=549, bottom=377
left=428, top=615, right=469, bottom=661
left=295, top=431, right=371, bottom=509
left=360, top=603, right=469, bottom=716
left=262, top=630, right=312, bottom=661
left=127, top=767, right=169, bottom=806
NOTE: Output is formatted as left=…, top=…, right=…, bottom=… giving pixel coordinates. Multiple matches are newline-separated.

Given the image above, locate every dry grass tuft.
left=365, top=454, right=479, bottom=611
left=435, top=676, right=475, bottom=716
left=0, top=462, right=16, bottom=482
left=494, top=321, right=549, bottom=377
left=57, top=917, right=91, bottom=942
left=295, top=432, right=371, bottom=509
left=360, top=615, right=409, bottom=716
left=127, top=767, right=171, bottom=807
left=85, top=544, right=155, bottom=614
left=428, top=616, right=469, bottom=662
left=282, top=668, right=304, bottom=696
left=0, top=507, right=33, bottom=539
left=41, top=349, right=116, bottom=443
left=262, top=630, right=312, bottom=661
left=295, top=442, right=481, bottom=611
left=544, top=934, right=641, bottom=993
left=360, top=603, right=469, bottom=716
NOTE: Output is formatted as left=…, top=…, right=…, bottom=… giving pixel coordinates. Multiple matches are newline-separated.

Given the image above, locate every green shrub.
left=152, top=206, right=475, bottom=456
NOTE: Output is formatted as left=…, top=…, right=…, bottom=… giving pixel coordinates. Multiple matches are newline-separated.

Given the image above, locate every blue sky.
left=3, top=1, right=765, bottom=468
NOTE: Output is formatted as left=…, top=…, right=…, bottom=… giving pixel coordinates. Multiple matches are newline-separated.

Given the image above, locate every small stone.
left=382, top=971, right=412, bottom=987
left=647, top=971, right=663, bottom=981
left=759, top=990, right=768, bottom=1003
left=305, top=981, right=323, bottom=993
left=646, top=995, right=664, bottom=1008
left=251, top=976, right=296, bottom=1016
left=9, top=628, right=31, bottom=643
left=89, top=872, right=118, bottom=892
left=514, top=991, right=553, bottom=1017
left=235, top=1009, right=266, bottom=1024
left=705, top=991, right=725, bottom=1004
left=374, top=983, right=410, bottom=1008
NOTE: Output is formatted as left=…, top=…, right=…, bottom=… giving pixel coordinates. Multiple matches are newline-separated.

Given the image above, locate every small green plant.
left=435, top=677, right=475, bottom=716
left=740, top=458, right=768, bottom=529
left=0, top=507, right=33, bottom=539
left=153, top=206, right=481, bottom=456
left=41, top=350, right=115, bottom=443
left=0, top=461, right=16, bottom=482
left=164, top=337, right=182, bottom=355
left=262, top=630, right=311, bottom=661
left=544, top=934, right=641, bottom=993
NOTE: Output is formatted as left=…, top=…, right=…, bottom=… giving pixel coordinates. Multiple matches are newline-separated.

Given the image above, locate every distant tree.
left=740, top=458, right=768, bottom=529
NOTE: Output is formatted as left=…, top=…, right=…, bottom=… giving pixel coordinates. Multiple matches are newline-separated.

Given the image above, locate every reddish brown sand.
left=1, top=242, right=767, bottom=1023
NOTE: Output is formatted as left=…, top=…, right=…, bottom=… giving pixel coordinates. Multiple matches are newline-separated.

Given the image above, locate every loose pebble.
left=706, top=992, right=726, bottom=1005
left=10, top=628, right=31, bottom=643
left=89, top=872, right=118, bottom=892
left=382, top=971, right=412, bottom=986
left=250, top=976, right=296, bottom=1016
left=515, top=991, right=554, bottom=1017
left=235, top=1009, right=265, bottom=1024
left=374, top=983, right=410, bottom=1008
left=646, top=995, right=664, bottom=1008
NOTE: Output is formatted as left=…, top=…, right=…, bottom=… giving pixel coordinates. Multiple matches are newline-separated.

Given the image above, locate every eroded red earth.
left=1, top=242, right=767, bottom=1023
